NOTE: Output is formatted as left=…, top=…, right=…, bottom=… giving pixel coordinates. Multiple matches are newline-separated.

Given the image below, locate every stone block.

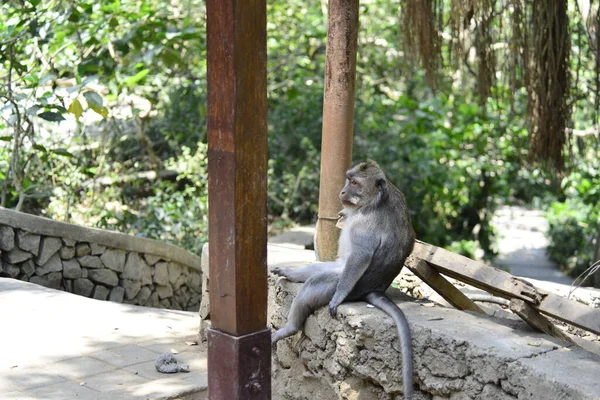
left=123, top=253, right=144, bottom=280
left=64, top=279, right=72, bottom=292
left=156, top=284, right=173, bottom=299
left=168, top=262, right=183, bottom=284
left=59, top=246, right=75, bottom=260
left=62, top=259, right=82, bottom=279
left=22, top=259, right=35, bottom=276
left=2, top=263, right=19, bottom=278
left=5, top=247, right=32, bottom=264
left=159, top=299, right=172, bottom=309
left=190, top=272, right=201, bottom=293
left=92, top=285, right=110, bottom=301
left=140, top=263, right=153, bottom=286
left=75, top=243, right=91, bottom=257
left=123, top=279, right=142, bottom=300
left=37, top=236, right=62, bottom=265
left=30, top=271, right=62, bottom=290
left=134, top=285, right=152, bottom=304
left=74, top=278, right=94, bottom=297
left=78, top=255, right=104, bottom=269
left=16, top=230, right=40, bottom=255
left=153, top=262, right=169, bottom=286
left=91, top=243, right=106, bottom=255
left=0, top=225, right=15, bottom=251
left=88, top=269, right=119, bottom=287
left=35, top=253, right=63, bottom=276
left=100, top=249, right=126, bottom=273
left=109, top=286, right=125, bottom=303
left=62, top=238, right=76, bottom=247
left=144, top=254, right=162, bottom=266
left=173, top=274, right=187, bottom=291
left=148, top=291, right=160, bottom=308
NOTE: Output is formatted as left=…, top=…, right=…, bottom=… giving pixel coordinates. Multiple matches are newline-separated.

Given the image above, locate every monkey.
left=271, top=160, right=416, bottom=400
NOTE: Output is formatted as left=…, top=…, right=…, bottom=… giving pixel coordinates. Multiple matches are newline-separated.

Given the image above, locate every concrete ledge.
left=268, top=249, right=600, bottom=400
left=0, top=207, right=201, bottom=271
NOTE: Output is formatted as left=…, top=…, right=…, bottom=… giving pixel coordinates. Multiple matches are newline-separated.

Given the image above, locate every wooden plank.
left=413, top=241, right=600, bottom=336
left=406, top=256, right=486, bottom=314
left=509, top=299, right=574, bottom=344
left=412, top=241, right=544, bottom=303
left=207, top=0, right=268, bottom=337
left=315, top=0, right=359, bottom=261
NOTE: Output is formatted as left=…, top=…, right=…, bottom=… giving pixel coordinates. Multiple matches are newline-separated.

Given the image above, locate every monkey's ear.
left=376, top=178, right=389, bottom=205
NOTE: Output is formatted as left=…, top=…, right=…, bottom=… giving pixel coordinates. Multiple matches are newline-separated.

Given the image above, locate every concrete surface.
left=0, top=278, right=207, bottom=400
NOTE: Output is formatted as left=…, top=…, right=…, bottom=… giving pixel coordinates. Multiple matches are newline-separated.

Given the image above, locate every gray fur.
left=271, top=160, right=416, bottom=399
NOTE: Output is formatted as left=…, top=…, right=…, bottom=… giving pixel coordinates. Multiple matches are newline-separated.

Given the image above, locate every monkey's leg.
left=364, top=291, right=413, bottom=400
left=272, top=272, right=339, bottom=343
left=270, top=262, right=341, bottom=283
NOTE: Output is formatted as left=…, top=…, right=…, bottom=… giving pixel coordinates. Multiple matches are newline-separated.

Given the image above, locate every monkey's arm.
left=329, top=234, right=380, bottom=316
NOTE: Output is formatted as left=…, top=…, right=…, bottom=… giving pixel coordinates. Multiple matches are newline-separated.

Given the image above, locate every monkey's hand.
left=328, top=297, right=342, bottom=317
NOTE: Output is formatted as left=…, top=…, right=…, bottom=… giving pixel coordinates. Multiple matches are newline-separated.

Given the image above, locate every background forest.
left=1, top=0, right=600, bottom=285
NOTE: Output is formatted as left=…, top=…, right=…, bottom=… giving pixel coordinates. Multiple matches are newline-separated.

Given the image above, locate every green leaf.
left=33, top=144, right=47, bottom=153
left=89, top=104, right=109, bottom=118
left=83, top=91, right=103, bottom=108
left=68, top=99, right=85, bottom=119
left=123, top=69, right=150, bottom=87
left=51, top=148, right=74, bottom=158
left=0, top=136, right=13, bottom=142
left=38, top=111, right=65, bottom=122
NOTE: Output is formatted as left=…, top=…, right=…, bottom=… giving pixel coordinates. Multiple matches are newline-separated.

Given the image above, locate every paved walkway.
left=492, top=205, right=573, bottom=285
left=0, top=278, right=207, bottom=400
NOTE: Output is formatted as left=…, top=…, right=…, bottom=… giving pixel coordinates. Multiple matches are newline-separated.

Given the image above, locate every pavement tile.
left=25, top=381, right=100, bottom=400
left=88, top=344, right=161, bottom=368
left=82, top=368, right=148, bottom=393
left=41, top=356, right=115, bottom=379
left=0, top=367, right=65, bottom=390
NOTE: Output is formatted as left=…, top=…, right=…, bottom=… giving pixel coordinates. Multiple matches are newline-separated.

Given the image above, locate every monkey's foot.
left=269, top=266, right=306, bottom=283
left=271, top=326, right=298, bottom=343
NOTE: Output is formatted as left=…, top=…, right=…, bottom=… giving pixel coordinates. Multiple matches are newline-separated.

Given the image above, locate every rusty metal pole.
left=206, top=0, right=270, bottom=399
left=316, top=0, right=360, bottom=261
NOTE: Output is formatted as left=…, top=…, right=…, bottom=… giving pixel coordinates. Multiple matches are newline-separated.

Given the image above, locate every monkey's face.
left=339, top=161, right=387, bottom=209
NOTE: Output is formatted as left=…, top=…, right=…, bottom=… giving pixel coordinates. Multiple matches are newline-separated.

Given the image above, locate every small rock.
left=100, top=249, right=126, bottom=273
left=92, top=285, right=110, bottom=300
left=154, top=262, right=169, bottom=286
left=16, top=231, right=40, bottom=255
left=144, top=254, right=162, bottom=266
left=63, top=259, right=82, bottom=279
left=156, top=284, right=173, bottom=299
left=5, top=248, right=32, bottom=264
left=30, top=272, right=62, bottom=290
left=168, top=263, right=183, bottom=284
left=75, top=243, right=91, bottom=257
left=78, top=255, right=104, bottom=269
left=22, top=260, right=35, bottom=277
left=0, top=226, right=15, bottom=251
left=109, top=286, right=125, bottom=303
left=91, top=243, right=106, bottom=255
left=123, top=279, right=142, bottom=300
left=88, top=269, right=119, bottom=287
left=59, top=247, right=76, bottom=260
left=155, top=353, right=190, bottom=374
left=35, top=253, right=63, bottom=276
left=2, top=264, right=19, bottom=278
left=123, top=253, right=145, bottom=280
left=62, top=238, right=76, bottom=247
left=134, top=285, right=152, bottom=304
left=37, top=237, right=62, bottom=265
left=74, top=278, right=94, bottom=297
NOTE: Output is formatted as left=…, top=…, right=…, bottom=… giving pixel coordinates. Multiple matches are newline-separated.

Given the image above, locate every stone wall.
left=0, top=208, right=202, bottom=311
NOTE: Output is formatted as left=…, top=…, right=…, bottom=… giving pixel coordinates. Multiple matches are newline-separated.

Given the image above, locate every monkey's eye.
left=350, top=179, right=358, bottom=185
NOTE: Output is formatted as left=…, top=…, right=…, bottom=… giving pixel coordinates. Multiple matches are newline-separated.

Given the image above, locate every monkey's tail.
left=364, top=291, right=413, bottom=400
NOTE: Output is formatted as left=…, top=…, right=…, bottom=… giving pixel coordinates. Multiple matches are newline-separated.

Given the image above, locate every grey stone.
left=100, top=249, right=126, bottom=273
left=168, top=262, right=183, bottom=284
left=123, top=279, right=142, bottom=300
left=73, top=278, right=94, bottom=297
left=190, top=272, right=201, bottom=293
left=59, top=246, right=75, bottom=260
left=16, top=230, right=40, bottom=255
left=148, top=291, right=160, bottom=308
left=156, top=284, right=173, bottom=299
left=109, top=286, right=125, bottom=303
left=91, top=243, right=106, bottom=255
left=92, top=285, right=110, bottom=300
left=62, top=259, right=82, bottom=279
left=123, top=252, right=145, bottom=280
left=22, top=260, right=35, bottom=276
left=35, top=253, right=63, bottom=276
left=88, top=269, right=118, bottom=287
left=64, top=279, right=72, bottom=292
left=62, top=238, right=76, bottom=246
left=160, top=299, right=172, bottom=309
left=5, top=247, right=32, bottom=264
left=173, top=274, right=187, bottom=291
left=134, top=286, right=152, bottom=304
left=0, top=226, right=15, bottom=251
left=141, top=263, right=153, bottom=286
left=154, top=262, right=169, bottom=286
left=155, top=353, right=188, bottom=373
left=75, top=243, right=91, bottom=257
left=30, top=272, right=62, bottom=290
left=200, top=243, right=209, bottom=276
left=144, top=254, right=162, bottom=266
left=81, top=268, right=88, bottom=278
left=2, top=263, right=19, bottom=278
left=37, top=237, right=62, bottom=265
left=78, top=255, right=104, bottom=269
